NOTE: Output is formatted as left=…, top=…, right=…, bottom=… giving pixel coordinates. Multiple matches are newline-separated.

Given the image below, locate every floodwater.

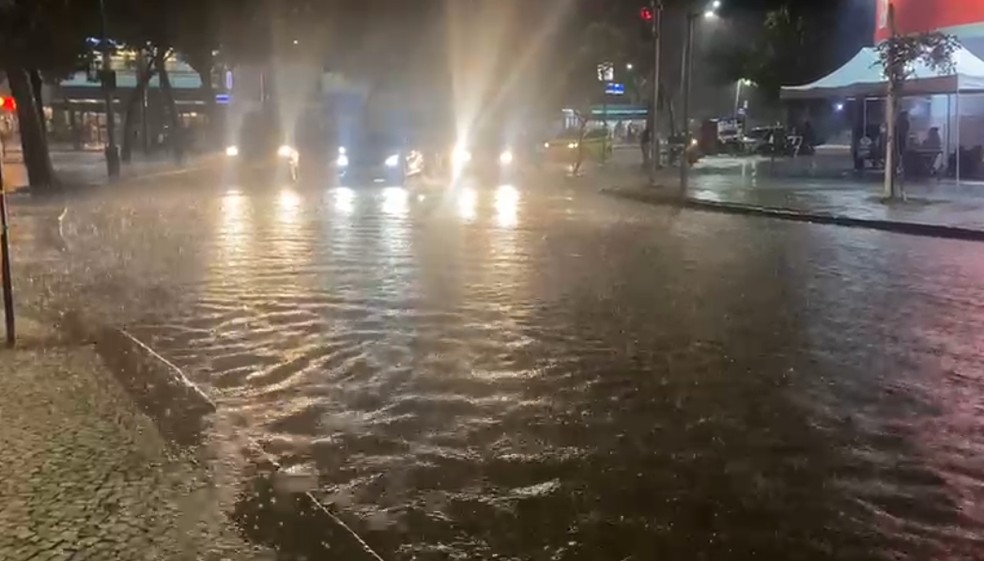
left=10, top=168, right=984, bottom=559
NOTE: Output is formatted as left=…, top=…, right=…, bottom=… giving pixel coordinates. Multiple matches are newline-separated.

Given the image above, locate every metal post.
left=680, top=14, right=695, bottom=194
left=734, top=81, right=742, bottom=116
left=956, top=88, right=961, bottom=184
left=0, top=148, right=14, bottom=347
left=98, top=0, right=120, bottom=178
left=650, top=0, right=663, bottom=180
left=946, top=93, right=952, bottom=164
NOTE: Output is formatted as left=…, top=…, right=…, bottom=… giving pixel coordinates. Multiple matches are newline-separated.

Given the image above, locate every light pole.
left=98, top=0, right=120, bottom=179
left=650, top=0, right=663, bottom=182
left=680, top=0, right=720, bottom=194
left=734, top=78, right=752, bottom=116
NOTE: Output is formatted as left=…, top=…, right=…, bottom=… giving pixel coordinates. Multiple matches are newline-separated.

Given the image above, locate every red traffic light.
left=0, top=97, right=15, bottom=112
left=640, top=6, right=654, bottom=22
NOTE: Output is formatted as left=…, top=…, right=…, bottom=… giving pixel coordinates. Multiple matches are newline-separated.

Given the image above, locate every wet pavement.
left=0, top=318, right=273, bottom=561
left=8, top=166, right=984, bottom=559
left=680, top=155, right=984, bottom=232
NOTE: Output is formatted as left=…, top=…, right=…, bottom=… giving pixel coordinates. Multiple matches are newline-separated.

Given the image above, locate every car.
left=224, top=110, right=299, bottom=183
left=449, top=128, right=524, bottom=180
left=333, top=132, right=424, bottom=186
left=541, top=128, right=612, bottom=163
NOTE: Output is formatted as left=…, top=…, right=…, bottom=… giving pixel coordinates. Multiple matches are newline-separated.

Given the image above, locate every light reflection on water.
left=17, top=179, right=984, bottom=561
left=494, top=184, right=520, bottom=229
left=457, top=187, right=478, bottom=223
left=380, top=186, right=409, bottom=217
left=333, top=187, right=356, bottom=215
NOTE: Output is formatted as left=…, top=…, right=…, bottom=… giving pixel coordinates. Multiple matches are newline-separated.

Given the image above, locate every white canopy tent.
left=780, top=46, right=984, bottom=100
left=781, top=45, right=984, bottom=183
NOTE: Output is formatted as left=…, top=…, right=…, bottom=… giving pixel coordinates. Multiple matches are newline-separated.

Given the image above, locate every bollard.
left=0, top=144, right=13, bottom=347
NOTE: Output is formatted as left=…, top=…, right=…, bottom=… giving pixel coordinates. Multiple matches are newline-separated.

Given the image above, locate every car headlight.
left=452, top=146, right=472, bottom=167
left=567, top=142, right=578, bottom=149
left=225, top=145, right=239, bottom=157
left=385, top=154, right=400, bottom=168
left=543, top=142, right=550, bottom=149
left=499, top=150, right=514, bottom=166
left=337, top=154, right=349, bottom=167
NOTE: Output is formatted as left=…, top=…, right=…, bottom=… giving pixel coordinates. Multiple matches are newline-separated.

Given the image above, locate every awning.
left=781, top=45, right=984, bottom=99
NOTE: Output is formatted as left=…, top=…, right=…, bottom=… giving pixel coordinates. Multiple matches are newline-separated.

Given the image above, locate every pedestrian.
left=641, top=125, right=652, bottom=168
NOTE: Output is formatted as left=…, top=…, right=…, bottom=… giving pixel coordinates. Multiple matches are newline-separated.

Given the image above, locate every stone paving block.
left=0, top=326, right=276, bottom=561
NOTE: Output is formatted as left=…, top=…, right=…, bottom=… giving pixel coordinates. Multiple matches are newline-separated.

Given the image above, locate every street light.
left=626, top=63, right=634, bottom=71
left=98, top=0, right=120, bottom=179
left=734, top=78, right=753, bottom=115
left=646, top=0, right=664, bottom=182
left=680, top=0, right=721, bottom=193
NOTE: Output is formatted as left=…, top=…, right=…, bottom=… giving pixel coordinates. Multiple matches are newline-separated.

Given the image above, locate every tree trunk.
left=6, top=67, right=56, bottom=190
left=194, top=53, right=216, bottom=148
left=884, top=85, right=897, bottom=199
left=29, top=70, right=47, bottom=142
left=121, top=52, right=156, bottom=163
left=572, top=114, right=588, bottom=176
left=155, top=50, right=184, bottom=164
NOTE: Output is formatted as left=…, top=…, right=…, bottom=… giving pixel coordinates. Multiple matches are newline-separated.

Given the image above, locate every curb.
left=94, top=327, right=217, bottom=447
left=603, top=187, right=984, bottom=242
left=62, top=313, right=387, bottom=560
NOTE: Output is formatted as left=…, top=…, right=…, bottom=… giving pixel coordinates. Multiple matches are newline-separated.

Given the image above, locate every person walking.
left=641, top=126, right=652, bottom=168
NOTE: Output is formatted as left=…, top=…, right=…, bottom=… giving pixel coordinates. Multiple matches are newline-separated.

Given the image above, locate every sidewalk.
left=0, top=317, right=272, bottom=560
left=601, top=154, right=984, bottom=240
left=2, top=149, right=220, bottom=191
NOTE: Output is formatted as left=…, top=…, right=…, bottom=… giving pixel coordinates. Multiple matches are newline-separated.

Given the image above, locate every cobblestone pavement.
left=0, top=319, right=274, bottom=561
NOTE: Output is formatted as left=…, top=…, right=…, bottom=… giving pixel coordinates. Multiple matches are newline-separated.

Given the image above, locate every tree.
left=106, top=0, right=225, bottom=163
left=0, top=0, right=99, bottom=190
left=708, top=1, right=872, bottom=105
left=563, top=22, right=627, bottom=174
left=876, top=5, right=957, bottom=200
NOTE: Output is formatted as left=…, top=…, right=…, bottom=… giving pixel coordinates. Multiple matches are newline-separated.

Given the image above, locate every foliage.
left=708, top=2, right=867, bottom=102
left=0, top=0, right=99, bottom=74
left=875, top=31, right=959, bottom=89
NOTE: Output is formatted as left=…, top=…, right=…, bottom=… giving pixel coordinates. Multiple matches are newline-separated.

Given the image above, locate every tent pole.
left=956, top=88, right=961, bottom=185
left=946, top=94, right=952, bottom=164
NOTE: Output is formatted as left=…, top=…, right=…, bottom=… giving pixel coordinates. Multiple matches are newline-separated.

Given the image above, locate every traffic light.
left=640, top=6, right=654, bottom=22
left=0, top=97, right=15, bottom=112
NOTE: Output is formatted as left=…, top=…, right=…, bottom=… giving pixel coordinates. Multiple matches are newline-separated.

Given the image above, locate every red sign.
left=875, top=0, right=984, bottom=42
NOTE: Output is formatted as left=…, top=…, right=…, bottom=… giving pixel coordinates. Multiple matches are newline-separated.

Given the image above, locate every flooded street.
left=11, top=170, right=984, bottom=559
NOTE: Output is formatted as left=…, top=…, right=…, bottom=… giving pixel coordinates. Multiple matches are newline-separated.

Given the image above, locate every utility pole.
left=650, top=0, right=663, bottom=183
left=98, top=0, right=120, bottom=179
left=679, top=13, right=696, bottom=194
left=0, top=138, right=14, bottom=347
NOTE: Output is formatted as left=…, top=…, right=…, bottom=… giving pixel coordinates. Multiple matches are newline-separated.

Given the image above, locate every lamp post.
left=734, top=78, right=752, bottom=116
left=98, top=0, right=120, bottom=179
left=650, top=0, right=663, bottom=182
left=680, top=0, right=720, bottom=194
